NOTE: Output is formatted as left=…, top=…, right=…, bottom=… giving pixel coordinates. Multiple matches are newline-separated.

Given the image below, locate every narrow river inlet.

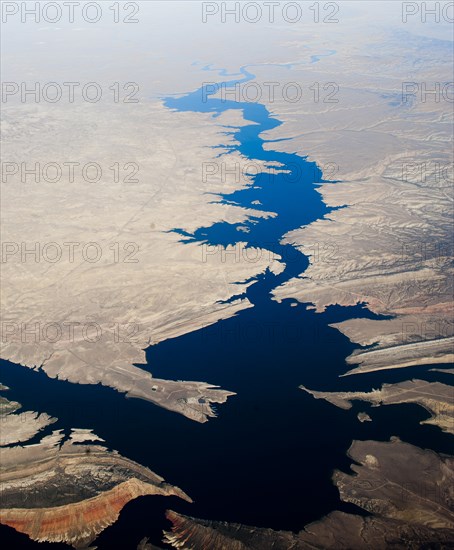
left=165, top=65, right=328, bottom=297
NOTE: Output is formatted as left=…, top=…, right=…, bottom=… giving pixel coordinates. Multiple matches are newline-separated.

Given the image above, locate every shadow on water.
left=1, top=65, right=453, bottom=548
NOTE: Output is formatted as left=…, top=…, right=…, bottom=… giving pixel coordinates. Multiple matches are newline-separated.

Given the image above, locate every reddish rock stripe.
left=0, top=478, right=189, bottom=548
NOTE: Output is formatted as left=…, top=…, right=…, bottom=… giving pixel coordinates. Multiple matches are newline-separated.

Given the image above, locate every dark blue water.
left=1, top=66, right=453, bottom=548
left=165, top=65, right=336, bottom=306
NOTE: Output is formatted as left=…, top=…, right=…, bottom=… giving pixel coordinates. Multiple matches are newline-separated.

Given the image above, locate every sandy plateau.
left=267, top=29, right=453, bottom=375
left=1, top=101, right=283, bottom=422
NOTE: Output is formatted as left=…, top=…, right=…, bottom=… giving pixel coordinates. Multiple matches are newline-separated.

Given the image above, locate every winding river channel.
left=165, top=65, right=326, bottom=304
left=1, top=66, right=452, bottom=548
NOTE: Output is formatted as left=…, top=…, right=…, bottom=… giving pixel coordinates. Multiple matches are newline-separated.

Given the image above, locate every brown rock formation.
left=1, top=478, right=187, bottom=549
left=164, top=509, right=454, bottom=550
left=0, top=430, right=191, bottom=548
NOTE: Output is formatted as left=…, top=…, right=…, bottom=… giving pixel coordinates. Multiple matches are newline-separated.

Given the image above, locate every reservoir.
left=1, top=66, right=452, bottom=549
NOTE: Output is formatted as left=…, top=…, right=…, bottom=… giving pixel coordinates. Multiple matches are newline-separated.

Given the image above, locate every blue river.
left=1, top=66, right=453, bottom=549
